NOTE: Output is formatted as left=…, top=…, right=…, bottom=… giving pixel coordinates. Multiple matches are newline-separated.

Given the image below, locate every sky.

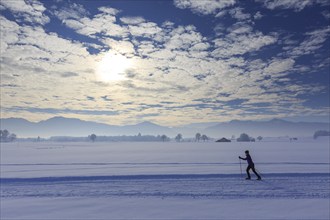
left=0, top=0, right=329, bottom=126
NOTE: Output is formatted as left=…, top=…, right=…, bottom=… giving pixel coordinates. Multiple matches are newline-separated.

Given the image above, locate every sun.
left=96, top=52, right=132, bottom=82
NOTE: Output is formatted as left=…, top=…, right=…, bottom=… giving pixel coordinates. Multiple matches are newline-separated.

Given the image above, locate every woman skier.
left=239, top=150, right=262, bottom=180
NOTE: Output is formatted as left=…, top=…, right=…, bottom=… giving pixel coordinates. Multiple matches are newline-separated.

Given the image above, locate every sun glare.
left=96, top=52, right=132, bottom=82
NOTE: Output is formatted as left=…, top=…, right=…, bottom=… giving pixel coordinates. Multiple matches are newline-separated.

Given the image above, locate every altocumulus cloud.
left=0, top=0, right=329, bottom=125
left=5, top=107, right=119, bottom=116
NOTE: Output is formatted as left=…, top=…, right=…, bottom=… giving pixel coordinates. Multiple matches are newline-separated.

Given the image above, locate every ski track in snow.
left=1, top=173, right=329, bottom=199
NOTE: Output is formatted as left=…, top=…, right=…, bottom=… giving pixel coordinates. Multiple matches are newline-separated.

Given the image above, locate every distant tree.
left=8, top=133, right=17, bottom=142
left=195, top=133, right=201, bottom=142
left=237, top=133, right=251, bottom=142
left=0, top=130, right=3, bottom=142
left=89, top=134, right=97, bottom=142
left=0, top=129, right=9, bottom=142
left=175, top=133, right=183, bottom=142
left=136, top=133, right=142, bottom=141
left=313, top=130, right=330, bottom=139
left=289, top=137, right=298, bottom=142
left=201, top=134, right=209, bottom=142
left=257, top=136, right=263, bottom=141
left=0, top=129, right=16, bottom=142
left=231, top=135, right=236, bottom=141
left=161, top=134, right=168, bottom=142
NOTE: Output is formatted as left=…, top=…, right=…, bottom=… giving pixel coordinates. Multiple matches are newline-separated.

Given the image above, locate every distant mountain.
left=172, top=122, right=220, bottom=137
left=121, top=121, right=175, bottom=136
left=0, top=117, right=328, bottom=138
left=37, top=116, right=119, bottom=136
left=0, top=117, right=175, bottom=138
left=203, top=118, right=329, bottom=137
left=1, top=117, right=116, bottom=138
left=0, top=118, right=36, bottom=137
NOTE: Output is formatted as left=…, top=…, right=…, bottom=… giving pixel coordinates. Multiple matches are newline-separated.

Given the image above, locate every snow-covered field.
left=1, top=138, right=329, bottom=219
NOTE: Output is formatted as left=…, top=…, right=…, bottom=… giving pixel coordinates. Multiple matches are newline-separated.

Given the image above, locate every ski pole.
left=255, top=167, right=263, bottom=178
left=239, top=158, right=243, bottom=178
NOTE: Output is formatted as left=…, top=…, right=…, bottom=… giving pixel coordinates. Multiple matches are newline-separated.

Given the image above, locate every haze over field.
left=1, top=117, right=329, bottom=138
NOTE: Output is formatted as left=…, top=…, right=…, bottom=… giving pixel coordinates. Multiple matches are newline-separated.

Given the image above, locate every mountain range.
left=0, top=117, right=328, bottom=138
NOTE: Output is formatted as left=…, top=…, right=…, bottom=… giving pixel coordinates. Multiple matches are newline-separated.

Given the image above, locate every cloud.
left=84, top=20, right=127, bottom=38
left=136, top=113, right=160, bottom=119
left=57, top=7, right=127, bottom=39
left=229, top=7, right=251, bottom=20
left=263, top=58, right=295, bottom=76
left=61, top=18, right=84, bottom=30
left=53, top=2, right=89, bottom=20
left=100, top=96, right=113, bottom=101
left=0, top=14, right=98, bottom=114
left=5, top=106, right=119, bottom=116
left=164, top=25, right=205, bottom=50
left=253, top=11, right=263, bottom=19
left=102, top=38, right=136, bottom=56
left=174, top=0, right=236, bottom=15
left=0, top=10, right=316, bottom=126
left=86, top=96, right=95, bottom=101
left=128, top=21, right=163, bottom=38
left=98, top=6, right=120, bottom=15
left=286, top=27, right=330, bottom=57
left=322, top=10, right=330, bottom=19
left=0, top=83, right=19, bottom=88
left=255, top=0, right=329, bottom=11
left=0, top=16, right=20, bottom=53
left=0, top=0, right=50, bottom=25
left=1, top=1, right=328, bottom=126
left=211, top=27, right=277, bottom=57
left=120, top=16, right=145, bottom=25
left=60, top=72, right=79, bottom=78
left=55, top=5, right=198, bottom=55
left=226, top=23, right=253, bottom=35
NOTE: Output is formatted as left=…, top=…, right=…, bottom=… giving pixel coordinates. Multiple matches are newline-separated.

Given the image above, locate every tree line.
left=194, top=133, right=209, bottom=142
left=2, top=129, right=329, bottom=143
left=50, top=133, right=172, bottom=142
left=0, top=129, right=17, bottom=142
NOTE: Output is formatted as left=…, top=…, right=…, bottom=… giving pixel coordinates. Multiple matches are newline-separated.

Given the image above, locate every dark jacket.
left=240, top=154, right=254, bottom=166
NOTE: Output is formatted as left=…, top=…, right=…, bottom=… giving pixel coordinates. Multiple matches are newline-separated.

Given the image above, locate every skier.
left=239, top=150, right=262, bottom=180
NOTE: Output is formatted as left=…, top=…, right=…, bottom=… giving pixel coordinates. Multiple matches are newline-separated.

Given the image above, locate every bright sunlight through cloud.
left=96, top=52, right=132, bottom=82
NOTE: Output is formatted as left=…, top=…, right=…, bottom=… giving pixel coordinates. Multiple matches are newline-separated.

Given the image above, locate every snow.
left=1, top=138, right=329, bottom=219
left=2, top=198, right=328, bottom=220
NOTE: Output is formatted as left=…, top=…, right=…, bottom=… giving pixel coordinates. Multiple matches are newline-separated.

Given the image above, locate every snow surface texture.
left=1, top=138, right=329, bottom=219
